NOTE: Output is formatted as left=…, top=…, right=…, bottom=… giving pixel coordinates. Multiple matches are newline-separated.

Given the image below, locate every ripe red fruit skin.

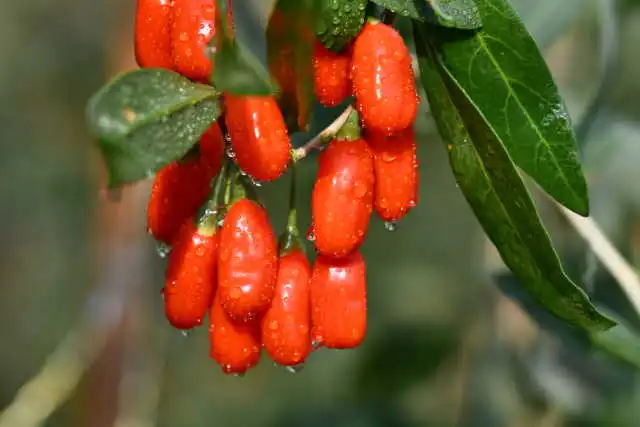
left=313, top=41, right=352, bottom=107
left=261, top=249, right=312, bottom=366
left=367, top=127, right=419, bottom=221
left=146, top=123, right=225, bottom=245
left=218, top=199, right=278, bottom=321
left=209, top=293, right=261, bottom=375
left=311, top=138, right=374, bottom=258
left=311, top=251, right=367, bottom=349
left=351, top=21, right=418, bottom=134
left=134, top=0, right=173, bottom=69
left=171, top=0, right=216, bottom=83
left=224, top=95, right=292, bottom=182
left=163, top=221, right=218, bottom=329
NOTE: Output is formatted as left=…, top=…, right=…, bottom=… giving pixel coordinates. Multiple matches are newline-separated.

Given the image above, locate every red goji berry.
left=367, top=127, right=419, bottom=221
left=209, top=292, right=261, bottom=375
left=224, top=95, right=291, bottom=182
left=146, top=123, right=224, bottom=245
left=163, top=219, right=218, bottom=329
left=311, top=138, right=374, bottom=258
left=351, top=21, right=418, bottom=134
left=134, top=0, right=173, bottom=69
left=262, top=249, right=312, bottom=366
left=218, top=199, right=278, bottom=321
left=171, top=0, right=216, bottom=83
left=311, top=251, right=367, bottom=349
left=313, top=41, right=352, bottom=107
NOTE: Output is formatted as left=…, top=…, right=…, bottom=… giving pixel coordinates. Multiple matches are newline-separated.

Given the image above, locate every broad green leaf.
left=429, top=0, right=589, bottom=215
left=316, top=0, right=367, bottom=52
left=266, top=0, right=319, bottom=132
left=210, top=0, right=278, bottom=96
left=426, top=0, right=482, bottom=29
left=369, top=0, right=482, bottom=29
left=369, top=0, right=423, bottom=21
left=86, top=68, right=220, bottom=188
left=414, top=26, right=615, bottom=333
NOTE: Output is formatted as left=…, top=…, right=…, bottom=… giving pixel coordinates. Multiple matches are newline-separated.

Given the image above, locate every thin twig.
left=292, top=106, right=354, bottom=161
left=555, top=202, right=640, bottom=315
left=0, top=241, right=150, bottom=427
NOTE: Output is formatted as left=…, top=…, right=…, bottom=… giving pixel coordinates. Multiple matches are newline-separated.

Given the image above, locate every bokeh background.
left=1, top=1, right=640, bottom=426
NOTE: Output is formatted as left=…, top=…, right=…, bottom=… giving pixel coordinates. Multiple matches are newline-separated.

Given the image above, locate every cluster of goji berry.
left=135, top=0, right=419, bottom=375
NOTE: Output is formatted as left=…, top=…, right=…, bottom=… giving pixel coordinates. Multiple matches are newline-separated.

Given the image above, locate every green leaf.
left=370, top=0, right=423, bottom=21
left=426, top=0, right=482, bottom=29
left=496, top=272, right=640, bottom=368
left=369, top=0, right=482, bottom=29
left=316, top=0, right=368, bottom=52
left=86, top=68, right=220, bottom=188
left=428, top=0, right=589, bottom=215
left=414, top=26, right=615, bottom=333
left=266, top=0, right=319, bottom=132
left=210, top=0, right=278, bottom=96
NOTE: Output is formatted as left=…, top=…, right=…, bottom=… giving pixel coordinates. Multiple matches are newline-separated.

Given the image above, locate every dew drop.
left=384, top=221, right=397, bottom=232
left=155, top=242, right=172, bottom=259
left=284, top=364, right=305, bottom=374
left=181, top=330, right=190, bottom=338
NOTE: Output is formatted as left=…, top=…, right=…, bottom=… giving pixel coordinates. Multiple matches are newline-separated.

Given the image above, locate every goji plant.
left=86, top=0, right=623, bottom=375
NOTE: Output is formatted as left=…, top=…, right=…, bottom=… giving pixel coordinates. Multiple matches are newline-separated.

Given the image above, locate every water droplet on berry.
left=306, top=229, right=316, bottom=242
left=381, top=152, right=396, bottom=163
left=181, top=330, right=190, bottom=338
left=384, top=221, right=397, bottom=232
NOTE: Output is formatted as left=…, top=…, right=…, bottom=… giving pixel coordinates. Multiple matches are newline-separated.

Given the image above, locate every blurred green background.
left=1, top=1, right=640, bottom=426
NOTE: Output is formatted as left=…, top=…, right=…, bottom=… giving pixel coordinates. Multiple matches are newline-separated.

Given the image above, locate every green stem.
left=279, top=161, right=304, bottom=255
left=196, top=160, right=229, bottom=235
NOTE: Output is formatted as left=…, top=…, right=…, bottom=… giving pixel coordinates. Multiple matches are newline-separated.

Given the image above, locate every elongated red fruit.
left=224, top=95, right=291, bottom=181
left=367, top=127, right=419, bottom=221
left=163, top=220, right=218, bottom=329
left=218, top=199, right=278, bottom=321
left=313, top=41, right=352, bottom=107
left=134, top=0, right=173, bottom=69
left=311, top=251, right=367, bottom=349
left=261, top=249, right=312, bottom=366
left=209, top=293, right=261, bottom=374
left=146, top=123, right=225, bottom=245
left=171, top=0, right=216, bottom=82
left=351, top=21, right=418, bottom=134
left=311, top=138, right=374, bottom=258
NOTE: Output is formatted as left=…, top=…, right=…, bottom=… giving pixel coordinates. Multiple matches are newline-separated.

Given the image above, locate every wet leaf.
left=415, top=25, right=615, bottom=333
left=86, top=68, right=220, bottom=188
left=428, top=0, right=589, bottom=215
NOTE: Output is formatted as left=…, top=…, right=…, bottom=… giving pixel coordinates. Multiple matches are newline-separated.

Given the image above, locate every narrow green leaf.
left=369, top=0, right=482, bottom=29
left=414, top=26, right=615, bottom=333
left=316, top=0, right=368, bottom=52
left=210, top=0, right=278, bottom=96
left=428, top=0, right=589, bottom=215
left=496, top=272, right=640, bottom=369
left=86, top=68, right=220, bottom=188
left=266, top=0, right=319, bottom=132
